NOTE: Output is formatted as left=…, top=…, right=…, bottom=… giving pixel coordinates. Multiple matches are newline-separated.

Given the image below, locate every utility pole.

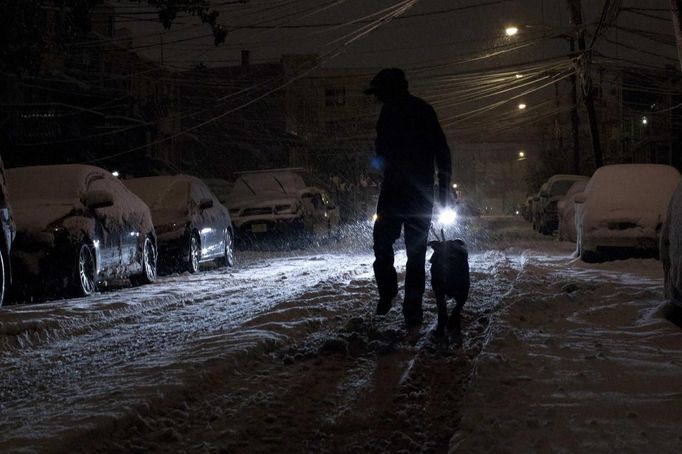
left=671, top=0, right=682, bottom=70
left=567, top=0, right=604, bottom=168
left=569, top=37, right=581, bottom=174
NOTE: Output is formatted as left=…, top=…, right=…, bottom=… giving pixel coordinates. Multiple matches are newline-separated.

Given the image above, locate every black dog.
left=428, top=238, right=470, bottom=339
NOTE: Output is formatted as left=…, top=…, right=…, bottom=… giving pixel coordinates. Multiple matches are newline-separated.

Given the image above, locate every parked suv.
left=0, top=155, right=15, bottom=306
left=226, top=169, right=340, bottom=242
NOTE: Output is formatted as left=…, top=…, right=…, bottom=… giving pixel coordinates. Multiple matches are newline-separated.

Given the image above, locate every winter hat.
left=364, top=68, right=408, bottom=95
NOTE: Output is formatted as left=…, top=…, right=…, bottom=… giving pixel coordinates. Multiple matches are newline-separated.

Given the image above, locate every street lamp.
left=518, top=151, right=525, bottom=159
left=518, top=103, right=527, bottom=110
left=505, top=26, right=519, bottom=37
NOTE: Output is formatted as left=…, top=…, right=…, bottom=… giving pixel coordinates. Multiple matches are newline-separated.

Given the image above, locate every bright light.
left=515, top=210, right=520, bottom=215
left=372, top=213, right=379, bottom=222
left=438, top=209, right=457, bottom=225
left=112, top=171, right=120, bottom=177
left=515, top=73, right=523, bottom=79
left=518, top=103, right=527, bottom=110
left=518, top=151, right=525, bottom=158
left=452, top=183, right=458, bottom=189
left=642, top=116, right=648, bottom=125
left=505, top=26, right=519, bottom=36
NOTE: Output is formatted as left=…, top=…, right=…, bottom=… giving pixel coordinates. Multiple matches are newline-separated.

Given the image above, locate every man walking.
left=364, top=68, right=452, bottom=329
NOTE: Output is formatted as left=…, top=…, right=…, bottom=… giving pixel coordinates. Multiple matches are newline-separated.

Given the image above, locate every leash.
left=429, top=223, right=446, bottom=242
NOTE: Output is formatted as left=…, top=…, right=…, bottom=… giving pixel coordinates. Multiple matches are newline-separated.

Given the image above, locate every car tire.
left=131, top=235, right=157, bottom=286
left=187, top=233, right=200, bottom=273
left=73, top=242, right=97, bottom=297
left=221, top=229, right=235, bottom=268
left=579, top=241, right=599, bottom=263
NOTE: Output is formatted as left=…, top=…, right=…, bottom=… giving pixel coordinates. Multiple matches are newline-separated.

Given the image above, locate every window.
left=325, top=88, right=346, bottom=107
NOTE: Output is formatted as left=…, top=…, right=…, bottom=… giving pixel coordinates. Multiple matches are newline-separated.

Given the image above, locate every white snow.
left=0, top=218, right=680, bottom=453
left=6, top=164, right=154, bottom=237
left=558, top=179, right=588, bottom=242
left=577, top=164, right=680, bottom=235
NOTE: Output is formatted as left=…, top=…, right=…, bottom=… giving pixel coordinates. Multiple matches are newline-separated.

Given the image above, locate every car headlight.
left=437, top=208, right=457, bottom=225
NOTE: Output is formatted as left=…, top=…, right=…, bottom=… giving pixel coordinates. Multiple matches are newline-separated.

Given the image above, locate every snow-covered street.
left=1, top=217, right=681, bottom=453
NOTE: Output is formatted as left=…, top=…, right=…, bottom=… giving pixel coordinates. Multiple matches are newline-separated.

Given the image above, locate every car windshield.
left=232, top=172, right=307, bottom=196
left=125, top=177, right=189, bottom=210
left=550, top=179, right=582, bottom=196
left=6, top=166, right=83, bottom=204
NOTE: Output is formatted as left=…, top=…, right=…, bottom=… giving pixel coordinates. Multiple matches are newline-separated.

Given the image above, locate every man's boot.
left=402, top=302, right=423, bottom=329
left=376, top=290, right=397, bottom=315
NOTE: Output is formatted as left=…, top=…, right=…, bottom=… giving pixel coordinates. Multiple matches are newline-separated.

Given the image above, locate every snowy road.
left=1, top=218, right=681, bottom=453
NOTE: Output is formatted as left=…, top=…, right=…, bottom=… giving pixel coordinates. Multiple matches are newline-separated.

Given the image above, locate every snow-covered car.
left=537, top=174, right=589, bottom=235
left=557, top=179, right=589, bottom=242
left=226, top=169, right=340, bottom=241
left=6, top=164, right=157, bottom=298
left=661, top=181, right=682, bottom=309
left=203, top=178, right=233, bottom=205
left=521, top=196, right=533, bottom=221
left=575, top=164, right=681, bottom=262
left=124, top=175, right=234, bottom=273
left=531, top=183, right=547, bottom=231
left=0, top=155, right=15, bottom=307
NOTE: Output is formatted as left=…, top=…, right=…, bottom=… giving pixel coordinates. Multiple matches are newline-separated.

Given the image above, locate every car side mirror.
left=199, top=198, right=214, bottom=210
left=83, top=190, right=114, bottom=209
left=574, top=192, right=586, bottom=204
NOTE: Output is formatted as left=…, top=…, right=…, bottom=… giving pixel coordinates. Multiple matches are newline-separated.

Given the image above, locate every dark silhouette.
left=428, top=238, right=470, bottom=341
left=365, top=68, right=452, bottom=329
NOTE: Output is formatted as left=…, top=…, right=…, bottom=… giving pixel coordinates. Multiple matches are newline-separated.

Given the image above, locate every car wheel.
left=74, top=242, right=96, bottom=297
left=579, top=240, right=598, bottom=263
left=187, top=233, right=200, bottom=273
left=131, top=235, right=157, bottom=286
left=0, top=250, right=5, bottom=307
left=222, top=229, right=235, bottom=267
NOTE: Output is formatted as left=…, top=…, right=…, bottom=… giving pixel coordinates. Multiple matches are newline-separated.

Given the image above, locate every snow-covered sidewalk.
left=452, top=245, right=682, bottom=453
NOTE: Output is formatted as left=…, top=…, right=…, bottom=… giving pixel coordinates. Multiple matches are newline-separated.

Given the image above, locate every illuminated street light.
left=518, top=151, right=525, bottom=158
left=641, top=116, right=648, bottom=125
left=518, top=103, right=527, bottom=110
left=452, top=183, right=458, bottom=189
left=505, top=26, right=519, bottom=36
left=112, top=171, right=120, bottom=177
left=515, top=73, right=523, bottom=79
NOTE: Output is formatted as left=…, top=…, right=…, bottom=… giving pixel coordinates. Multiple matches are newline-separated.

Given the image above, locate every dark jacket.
left=375, top=94, right=451, bottom=207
